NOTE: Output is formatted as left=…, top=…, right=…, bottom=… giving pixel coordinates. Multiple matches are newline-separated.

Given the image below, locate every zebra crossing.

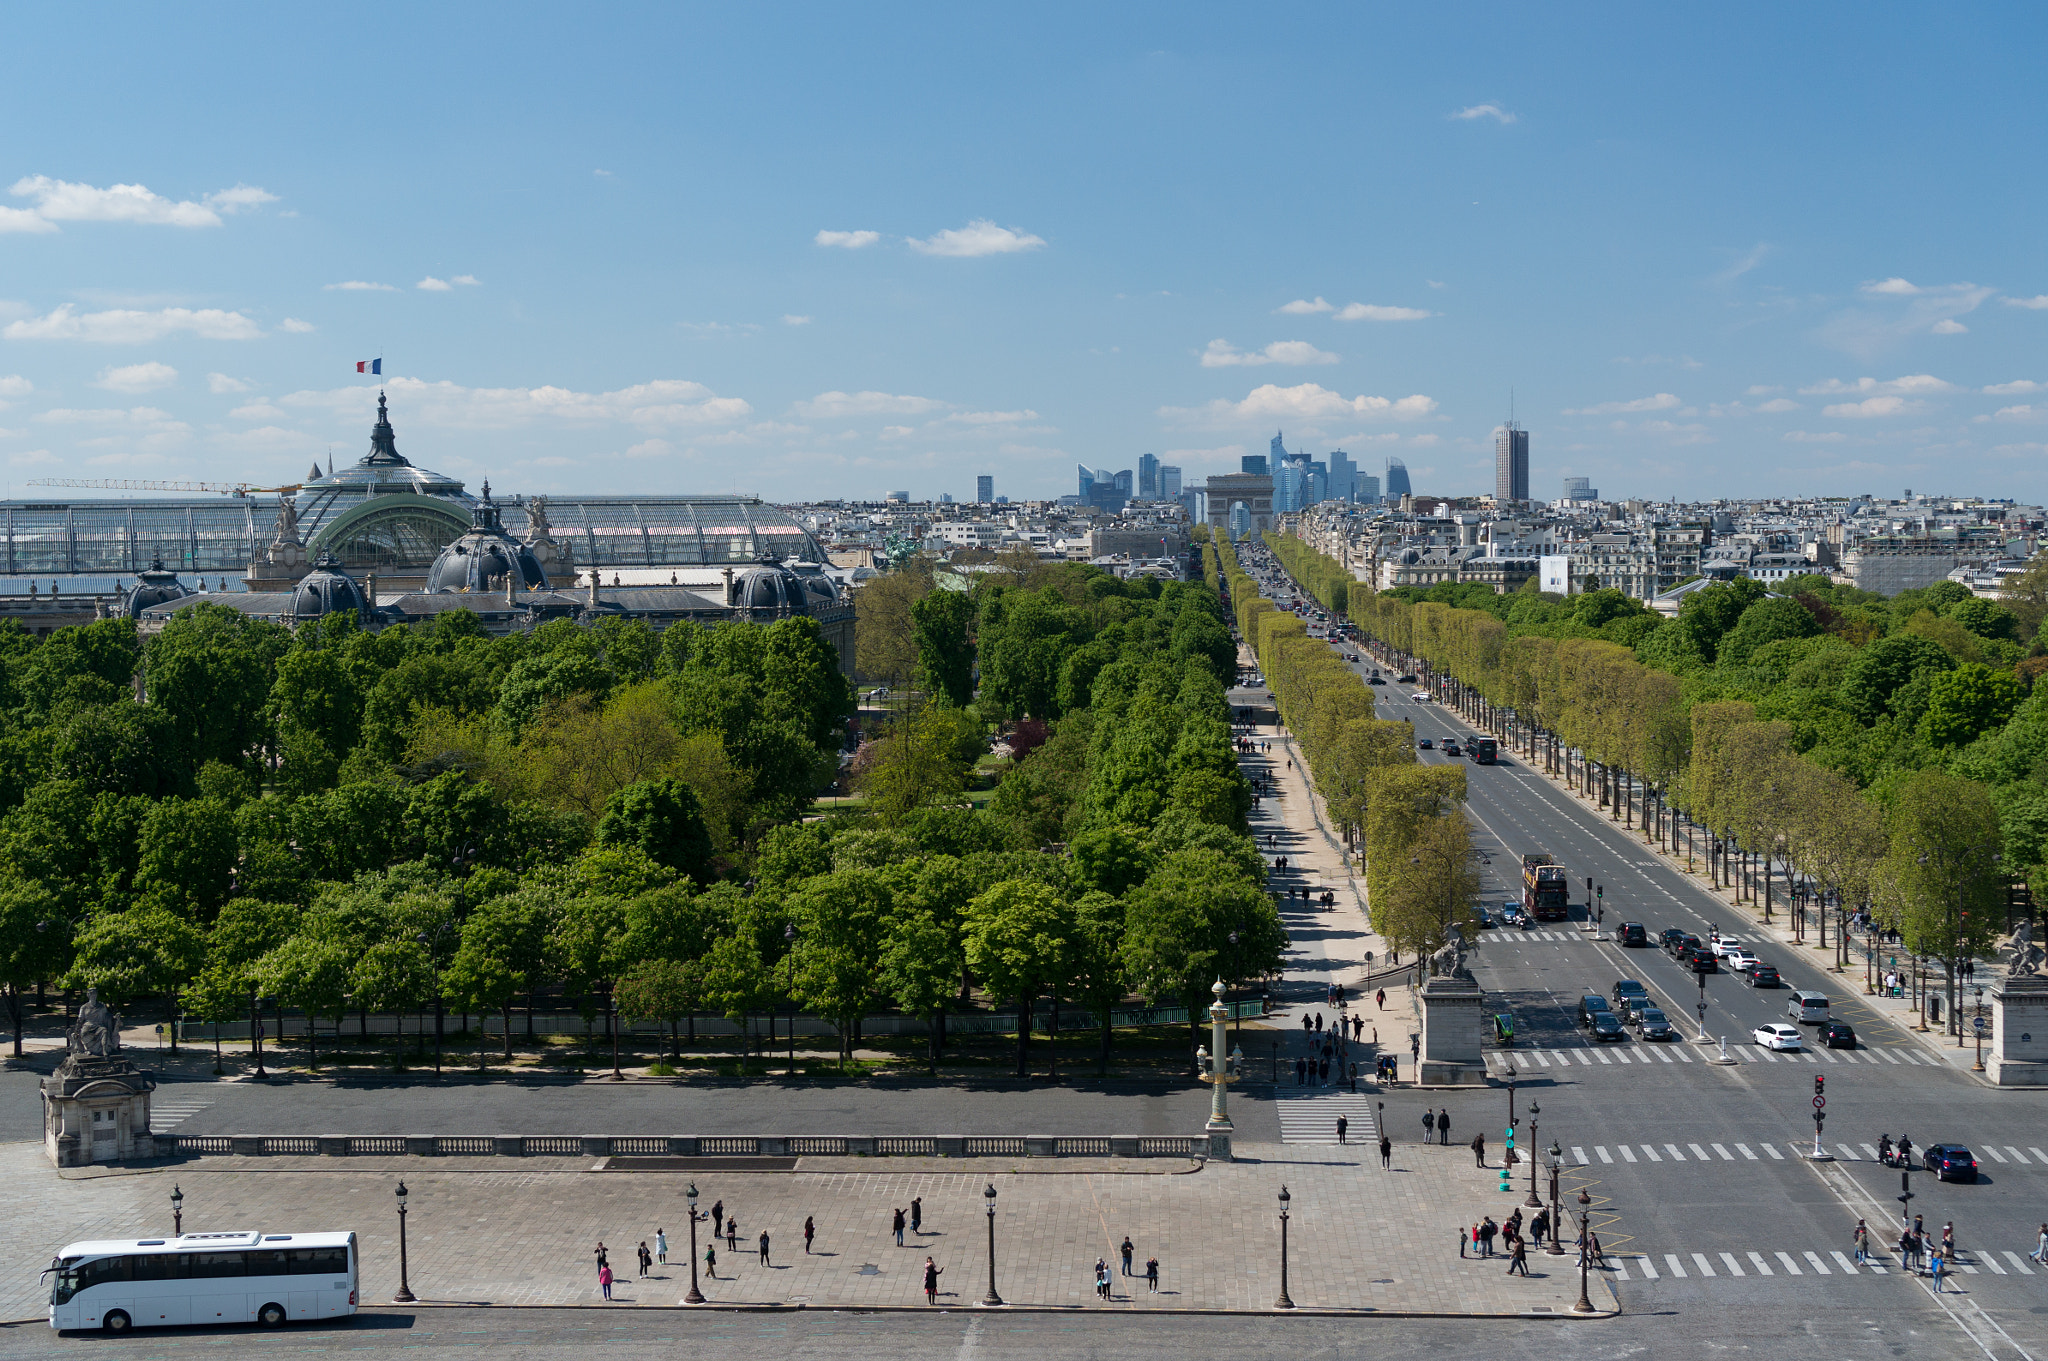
left=1276, top=1089, right=1379, bottom=1145
left=1616, top=1247, right=2045, bottom=1281
left=1482, top=1042, right=1949, bottom=1075
left=149, top=1093, right=214, bottom=1132
left=1562, top=1138, right=2048, bottom=1168
left=1491, top=931, right=1591, bottom=944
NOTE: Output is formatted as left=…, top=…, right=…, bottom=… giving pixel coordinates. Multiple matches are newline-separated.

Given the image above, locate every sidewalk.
left=0, top=1136, right=1615, bottom=1320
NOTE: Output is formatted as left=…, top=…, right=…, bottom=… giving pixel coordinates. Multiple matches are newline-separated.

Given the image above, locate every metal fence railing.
left=154, top=1131, right=1221, bottom=1161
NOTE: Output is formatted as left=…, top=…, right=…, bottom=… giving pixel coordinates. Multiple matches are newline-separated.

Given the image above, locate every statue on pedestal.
left=2008, top=920, right=2043, bottom=977
left=67, top=988, right=122, bottom=1059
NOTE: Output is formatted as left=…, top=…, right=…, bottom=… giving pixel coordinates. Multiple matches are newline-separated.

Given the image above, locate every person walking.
left=893, top=1207, right=907, bottom=1247
left=1318, top=1057, right=1330, bottom=1086
left=1437, top=1108, right=1451, bottom=1146
left=725, top=1218, right=738, bottom=1255
left=599, top=1261, right=614, bottom=1301
left=759, top=1230, right=771, bottom=1266
left=1348, top=1062, right=1359, bottom=1094
left=637, top=1241, right=652, bottom=1277
left=2031, top=1223, right=2048, bottom=1266
left=1376, top=988, right=1387, bottom=1010
left=1479, top=1216, right=1498, bottom=1257
left=923, top=1257, right=943, bottom=1304
left=1295, top=1056, right=1307, bottom=1086
left=911, top=1197, right=924, bottom=1235
left=804, top=1216, right=815, bottom=1254
left=711, top=1200, right=724, bottom=1238
left=1853, top=1219, right=1869, bottom=1265
left=1336, top=1114, right=1349, bottom=1145
left=1530, top=1209, right=1550, bottom=1248
left=1472, top=1132, right=1486, bottom=1168
left=704, top=1242, right=718, bottom=1279
left=1423, top=1108, right=1436, bottom=1144
left=655, top=1228, right=668, bottom=1267
left=1507, top=1237, right=1530, bottom=1276
left=1145, top=1256, right=1159, bottom=1292
left=1929, top=1248, right=1946, bottom=1293
left=1379, top=1134, right=1393, bottom=1170
left=1120, top=1237, right=1135, bottom=1276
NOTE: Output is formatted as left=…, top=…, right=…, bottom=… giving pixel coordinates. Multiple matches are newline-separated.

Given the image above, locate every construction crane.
left=25, top=478, right=303, bottom=498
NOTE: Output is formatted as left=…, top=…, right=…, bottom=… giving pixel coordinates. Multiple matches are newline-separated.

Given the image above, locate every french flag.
left=356, top=358, right=382, bottom=374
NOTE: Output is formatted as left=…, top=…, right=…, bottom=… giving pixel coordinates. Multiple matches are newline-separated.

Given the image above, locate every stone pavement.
left=0, top=1136, right=1614, bottom=1320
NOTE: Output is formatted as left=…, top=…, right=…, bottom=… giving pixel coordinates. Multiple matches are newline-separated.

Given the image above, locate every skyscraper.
left=1271, top=430, right=1288, bottom=466
left=1160, top=464, right=1182, bottom=499
left=1327, top=448, right=1357, bottom=502
left=1356, top=473, right=1380, bottom=503
left=1495, top=421, right=1529, bottom=502
left=1138, top=453, right=1160, bottom=501
left=1241, top=454, right=1269, bottom=476
left=976, top=475, right=994, bottom=503
left=1384, top=456, right=1412, bottom=502
left=1112, top=469, right=1133, bottom=501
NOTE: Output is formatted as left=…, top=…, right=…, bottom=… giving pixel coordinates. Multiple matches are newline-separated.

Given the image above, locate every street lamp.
left=1972, top=984, right=1986, bottom=1072
left=170, top=1185, right=183, bottom=1237
left=1504, top=1064, right=1518, bottom=1128
left=981, top=1184, right=1003, bottom=1306
left=392, top=1182, right=416, bottom=1304
left=1274, top=1185, right=1295, bottom=1309
left=1572, top=1188, right=1595, bottom=1313
left=1523, top=1101, right=1543, bottom=1208
left=684, top=1183, right=706, bottom=1304
left=1545, top=1142, right=1565, bottom=1255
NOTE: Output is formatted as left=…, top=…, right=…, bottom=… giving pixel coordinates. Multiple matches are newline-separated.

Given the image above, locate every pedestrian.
left=1437, top=1107, right=1451, bottom=1145
left=1302, top=1015, right=1312, bottom=1036
left=1337, top=1114, right=1349, bottom=1145
left=1423, top=1108, right=1436, bottom=1143
left=1459, top=1223, right=1469, bottom=1258
left=1853, top=1219, right=1869, bottom=1265
left=593, top=1241, right=609, bottom=1271
left=712, top=1200, right=724, bottom=1237
left=1379, top=1134, right=1392, bottom=1170
left=1472, top=1132, right=1486, bottom=1168
left=923, top=1257, right=943, bottom=1304
left=1145, top=1256, right=1160, bottom=1292
left=1479, top=1216, right=1498, bottom=1257
left=1531, top=1209, right=1549, bottom=1246
left=655, top=1227, right=668, bottom=1267
left=759, top=1230, right=771, bottom=1266
left=1348, top=1062, right=1358, bottom=1093
left=1295, top=1056, right=1307, bottom=1086
left=637, top=1241, right=652, bottom=1277
left=725, top=1218, right=737, bottom=1254
left=1314, top=1013, right=1324, bottom=1034
left=1095, top=1258, right=1110, bottom=1298
left=1942, top=1222, right=1955, bottom=1260
left=911, top=1197, right=923, bottom=1234
left=1120, top=1236, right=1135, bottom=1275
left=1377, top=988, right=1387, bottom=1010
left=705, top=1243, right=718, bottom=1279
left=599, top=1261, right=614, bottom=1301
left=1318, top=1057, right=1330, bottom=1086
left=2032, top=1224, right=2048, bottom=1266
left=1507, top=1237, right=1530, bottom=1275
left=804, top=1216, right=815, bottom=1254
left=893, top=1207, right=906, bottom=1246
left=1930, top=1249, right=1946, bottom=1293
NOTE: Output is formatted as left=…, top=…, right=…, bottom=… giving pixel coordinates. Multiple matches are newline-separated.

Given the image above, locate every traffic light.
left=1596, top=885, right=1603, bottom=900
left=1814, top=1075, right=1824, bottom=1097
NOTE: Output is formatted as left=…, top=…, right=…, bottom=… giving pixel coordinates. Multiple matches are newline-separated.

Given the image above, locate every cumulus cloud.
left=1275, top=296, right=1430, bottom=321
left=1200, top=339, right=1339, bottom=368
left=207, top=373, right=253, bottom=394
left=0, top=375, right=33, bottom=399
left=1798, top=375, right=1955, bottom=397
left=1973, top=405, right=2041, bottom=423
left=451, top=275, right=480, bottom=287
left=1277, top=297, right=1335, bottom=315
left=1563, top=393, right=1681, bottom=416
left=3, top=176, right=277, bottom=233
left=3, top=305, right=264, bottom=343
left=1756, top=398, right=1800, bottom=413
left=93, top=361, right=177, bottom=393
left=1984, top=380, right=2043, bottom=395
left=1818, top=283, right=1993, bottom=357
left=1161, top=383, right=1438, bottom=427
left=907, top=219, right=1045, bottom=257
left=1822, top=396, right=1923, bottom=418
left=1860, top=277, right=1927, bottom=296
left=279, top=318, right=316, bottom=334
left=782, top=315, right=813, bottom=326
left=1930, top=319, right=1968, bottom=335
left=416, top=277, right=454, bottom=292
left=2003, top=295, right=2048, bottom=310
left=1783, top=430, right=1848, bottom=443
left=792, top=390, right=946, bottom=420
left=324, top=281, right=397, bottom=292
left=279, top=376, right=752, bottom=430
left=1450, top=104, right=1517, bottom=123
left=814, top=229, right=881, bottom=249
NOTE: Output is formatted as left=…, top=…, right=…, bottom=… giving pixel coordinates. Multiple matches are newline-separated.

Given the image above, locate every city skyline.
left=1, top=6, right=2043, bottom=504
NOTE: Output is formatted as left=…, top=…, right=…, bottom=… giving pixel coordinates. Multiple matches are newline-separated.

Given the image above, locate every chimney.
left=587, top=568, right=599, bottom=609
left=366, top=572, right=378, bottom=607
left=722, top=566, right=735, bottom=606
left=505, top=566, right=516, bottom=606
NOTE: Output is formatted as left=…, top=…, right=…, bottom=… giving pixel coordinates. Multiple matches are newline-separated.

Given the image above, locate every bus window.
left=291, top=1247, right=349, bottom=1275
left=130, top=1254, right=180, bottom=1281
left=185, top=1252, right=248, bottom=1278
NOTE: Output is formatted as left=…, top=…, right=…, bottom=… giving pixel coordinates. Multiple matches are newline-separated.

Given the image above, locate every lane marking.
left=1734, top=1143, right=1758, bottom=1160
left=1775, top=1251, right=1803, bottom=1275
left=1691, top=1252, right=1717, bottom=1277
left=1747, top=1250, right=1773, bottom=1276
left=1719, top=1251, right=1745, bottom=1276
left=1664, top=1253, right=1685, bottom=1278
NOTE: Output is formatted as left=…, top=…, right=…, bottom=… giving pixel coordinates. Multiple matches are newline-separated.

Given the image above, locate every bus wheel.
left=258, top=1302, right=288, bottom=1327
left=102, top=1311, right=131, bottom=1333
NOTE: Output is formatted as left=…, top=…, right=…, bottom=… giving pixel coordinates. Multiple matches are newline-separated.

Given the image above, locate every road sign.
left=1973, top=1016, right=1990, bottom=1033
left=1812, top=1095, right=1825, bottom=1109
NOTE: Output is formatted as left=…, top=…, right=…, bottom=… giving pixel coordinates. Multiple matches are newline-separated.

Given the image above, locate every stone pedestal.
left=41, top=1055, right=156, bottom=1167
left=1418, top=974, right=1488, bottom=1085
left=1988, top=974, right=2048, bottom=1087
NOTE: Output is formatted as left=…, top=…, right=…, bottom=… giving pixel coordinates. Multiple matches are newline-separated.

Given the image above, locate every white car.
left=1725, top=949, right=1760, bottom=973
left=1711, top=938, right=1746, bottom=960
left=1753, top=1023, right=1803, bottom=1051
left=1411, top=692, right=1431, bottom=702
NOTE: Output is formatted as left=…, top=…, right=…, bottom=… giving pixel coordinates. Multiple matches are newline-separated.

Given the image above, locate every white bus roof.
left=55, top=1230, right=355, bottom=1258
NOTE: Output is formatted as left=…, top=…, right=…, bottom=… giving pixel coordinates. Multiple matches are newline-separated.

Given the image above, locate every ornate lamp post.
left=981, top=1184, right=1003, bottom=1306
left=1572, top=1188, right=1595, bottom=1313
left=1199, top=980, right=1239, bottom=1159
left=392, top=1182, right=416, bottom=1304
left=1523, top=1101, right=1543, bottom=1209
left=1972, top=984, right=1987, bottom=1072
left=684, top=1183, right=707, bottom=1304
left=1274, top=1185, right=1295, bottom=1309
left=170, top=1185, right=183, bottom=1236
left=1545, top=1142, right=1565, bottom=1255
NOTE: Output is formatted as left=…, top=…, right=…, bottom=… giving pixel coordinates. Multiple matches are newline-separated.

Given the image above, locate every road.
left=1236, top=543, right=2048, bottom=1360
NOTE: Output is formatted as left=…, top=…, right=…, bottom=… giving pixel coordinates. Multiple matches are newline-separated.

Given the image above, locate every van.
left=1788, top=990, right=1829, bottom=1024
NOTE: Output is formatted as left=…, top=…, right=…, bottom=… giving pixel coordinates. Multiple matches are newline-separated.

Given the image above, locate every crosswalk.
left=1562, top=1139, right=2048, bottom=1168
left=1276, top=1089, right=1379, bottom=1145
left=1615, top=1247, right=2046, bottom=1281
left=1482, top=1043, right=1950, bottom=1075
left=150, top=1093, right=214, bottom=1132
left=1487, top=931, right=1592, bottom=943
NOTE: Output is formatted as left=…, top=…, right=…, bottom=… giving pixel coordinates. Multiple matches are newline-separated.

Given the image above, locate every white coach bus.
left=45, top=1230, right=358, bottom=1333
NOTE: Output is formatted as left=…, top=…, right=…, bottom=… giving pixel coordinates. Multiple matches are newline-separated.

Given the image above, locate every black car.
left=1681, top=946, right=1717, bottom=973
left=1821, top=1020, right=1857, bottom=1049
left=1746, top=964, right=1781, bottom=988
left=1576, top=995, right=1613, bottom=1028
left=1633, top=1007, right=1676, bottom=1040
left=1397, top=674, right=1417, bottom=683
left=1588, top=1012, right=1626, bottom=1042
left=1659, top=927, right=1691, bottom=952
left=1612, top=980, right=1651, bottom=1015
left=1368, top=675, right=1386, bottom=685
left=1922, top=1144, right=1979, bottom=1182
left=1619, top=922, right=1648, bottom=947
left=1419, top=738, right=1434, bottom=750
left=1666, top=932, right=1703, bottom=958
left=1444, top=741, right=1463, bottom=757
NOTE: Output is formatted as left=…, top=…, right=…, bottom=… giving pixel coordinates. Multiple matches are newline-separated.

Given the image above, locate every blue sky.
left=2, top=4, right=2044, bottom=504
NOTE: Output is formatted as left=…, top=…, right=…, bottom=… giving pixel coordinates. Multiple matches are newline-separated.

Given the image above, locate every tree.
left=1918, top=663, right=2027, bottom=748
left=64, top=906, right=206, bottom=1043
left=134, top=798, right=239, bottom=921
left=779, top=869, right=894, bottom=1068
left=853, top=703, right=973, bottom=823
left=254, top=935, right=352, bottom=1069
left=854, top=562, right=931, bottom=685
left=596, top=778, right=715, bottom=881
left=911, top=588, right=978, bottom=707
left=1067, top=890, right=1129, bottom=1074
left=1716, top=597, right=1820, bottom=668
left=699, top=930, right=773, bottom=1073
left=963, top=879, right=1074, bottom=1079
left=879, top=909, right=961, bottom=1071
left=549, top=892, right=632, bottom=1076
left=271, top=646, right=363, bottom=795
left=1840, top=634, right=1956, bottom=725
left=0, top=877, right=70, bottom=1055
left=614, top=958, right=698, bottom=1062
left=1875, top=769, right=2003, bottom=1043
left=449, top=891, right=553, bottom=1056
left=142, top=603, right=289, bottom=775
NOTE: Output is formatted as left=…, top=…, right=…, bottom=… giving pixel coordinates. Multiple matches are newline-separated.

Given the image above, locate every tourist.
left=893, top=1206, right=907, bottom=1246
left=655, top=1227, right=668, bottom=1267
left=759, top=1230, right=771, bottom=1266
left=804, top=1216, right=816, bottom=1254
left=637, top=1241, right=652, bottom=1277
left=924, top=1256, right=943, bottom=1303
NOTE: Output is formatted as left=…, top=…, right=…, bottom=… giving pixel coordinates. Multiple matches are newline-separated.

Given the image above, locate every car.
left=1411, top=692, right=1431, bottom=702
left=1664, top=931, right=1702, bottom=957
left=1922, top=1144, right=1979, bottom=1183
left=1500, top=904, right=1530, bottom=928
left=1576, top=994, right=1614, bottom=1028
left=1612, top=980, right=1651, bottom=1014
left=1418, top=738, right=1435, bottom=750
left=1473, top=906, right=1494, bottom=929
left=1367, top=675, right=1386, bottom=685
left=1746, top=964, right=1781, bottom=988
left=1711, top=938, right=1746, bottom=960
left=1444, top=741, right=1463, bottom=757
left=1788, top=990, right=1830, bottom=1024
left=1632, top=1007, right=1676, bottom=1040
left=1618, top=922, right=1648, bottom=947
left=1753, top=1023, right=1803, bottom=1051
left=1682, top=946, right=1718, bottom=973
left=1346, top=653, right=1360, bottom=662
left=1588, top=1012, right=1626, bottom=1041
left=1397, top=674, right=1417, bottom=683
left=1659, top=927, right=1693, bottom=952
left=1821, top=1020, right=1857, bottom=1049
left=1725, top=949, right=1760, bottom=973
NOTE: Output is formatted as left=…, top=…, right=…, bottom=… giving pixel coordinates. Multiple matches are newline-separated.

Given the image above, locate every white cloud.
left=1798, top=374, right=1956, bottom=396
left=1984, top=380, right=2043, bottom=395
left=93, top=361, right=177, bottom=393
left=782, top=314, right=813, bottom=327
left=450, top=275, right=480, bottom=287
left=207, top=373, right=252, bottom=394
left=1822, top=396, right=1923, bottom=418
left=1161, top=382, right=1439, bottom=426
left=1973, top=405, right=2041, bottom=423
left=1930, top=319, right=1968, bottom=335
left=877, top=425, right=916, bottom=441
left=228, top=402, right=290, bottom=422
left=3, top=305, right=264, bottom=343
left=1818, top=283, right=1992, bottom=357
left=1562, top=393, right=1681, bottom=416
left=907, top=219, right=1045, bottom=258
left=1450, top=104, right=1517, bottom=123
left=814, top=229, right=881, bottom=249
left=279, top=318, right=315, bottom=334
left=279, top=376, right=752, bottom=430
left=1859, top=277, right=1926, bottom=296
left=935, top=409, right=1040, bottom=426
left=1277, top=297, right=1334, bottom=315
left=416, top=277, right=454, bottom=292
left=2002, top=295, right=2048, bottom=310
left=1784, top=430, right=1847, bottom=443
left=1200, top=339, right=1340, bottom=368
left=0, top=375, right=32, bottom=399
left=4, top=176, right=276, bottom=232
left=1756, top=398, right=1801, bottom=413
left=792, top=390, right=946, bottom=419
left=1745, top=385, right=1784, bottom=396
left=324, top=281, right=397, bottom=292
left=1334, top=302, right=1432, bottom=322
